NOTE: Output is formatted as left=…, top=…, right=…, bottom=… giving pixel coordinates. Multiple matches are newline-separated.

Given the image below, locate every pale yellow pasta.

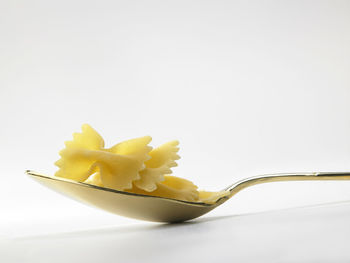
left=84, top=172, right=103, bottom=187
left=134, top=140, right=180, bottom=192
left=55, top=124, right=230, bottom=203
left=55, top=124, right=105, bottom=181
left=55, top=124, right=152, bottom=190
left=95, top=136, right=152, bottom=190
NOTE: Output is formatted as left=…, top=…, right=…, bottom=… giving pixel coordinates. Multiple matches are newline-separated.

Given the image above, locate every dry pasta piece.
left=84, top=172, right=103, bottom=187
left=89, top=140, right=181, bottom=192
left=128, top=175, right=199, bottom=202
left=157, top=175, right=199, bottom=202
left=85, top=151, right=148, bottom=191
left=90, top=136, right=152, bottom=190
left=55, top=124, right=152, bottom=190
left=133, top=140, right=180, bottom=192
left=55, top=124, right=105, bottom=181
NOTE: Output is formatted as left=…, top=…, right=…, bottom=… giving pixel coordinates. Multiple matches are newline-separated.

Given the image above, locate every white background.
left=1, top=0, right=350, bottom=261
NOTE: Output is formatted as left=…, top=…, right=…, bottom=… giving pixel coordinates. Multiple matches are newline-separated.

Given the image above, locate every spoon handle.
left=226, top=172, right=350, bottom=198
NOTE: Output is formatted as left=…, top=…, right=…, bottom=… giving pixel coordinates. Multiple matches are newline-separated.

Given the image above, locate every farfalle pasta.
left=55, top=124, right=229, bottom=203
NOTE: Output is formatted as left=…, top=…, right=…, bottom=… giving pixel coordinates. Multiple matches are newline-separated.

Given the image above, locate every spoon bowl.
left=26, top=170, right=350, bottom=223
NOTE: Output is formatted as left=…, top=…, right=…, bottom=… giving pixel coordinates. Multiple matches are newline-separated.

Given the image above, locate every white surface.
left=1, top=0, right=350, bottom=261
left=2, top=201, right=350, bottom=262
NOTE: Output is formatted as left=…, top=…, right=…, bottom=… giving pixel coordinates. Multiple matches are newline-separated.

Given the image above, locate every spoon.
left=26, top=170, right=350, bottom=223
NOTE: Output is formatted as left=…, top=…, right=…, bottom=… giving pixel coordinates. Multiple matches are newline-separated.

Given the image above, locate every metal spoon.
left=26, top=170, right=350, bottom=223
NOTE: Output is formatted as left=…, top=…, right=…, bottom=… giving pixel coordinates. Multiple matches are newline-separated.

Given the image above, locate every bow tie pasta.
left=55, top=124, right=229, bottom=203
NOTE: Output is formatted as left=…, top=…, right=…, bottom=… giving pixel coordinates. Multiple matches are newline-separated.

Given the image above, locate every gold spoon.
left=26, top=170, right=350, bottom=223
